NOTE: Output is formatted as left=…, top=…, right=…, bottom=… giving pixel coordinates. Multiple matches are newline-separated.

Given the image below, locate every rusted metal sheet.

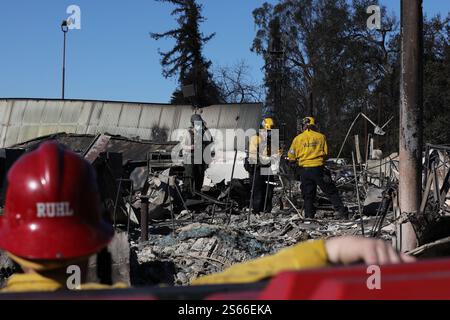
left=83, top=134, right=112, bottom=164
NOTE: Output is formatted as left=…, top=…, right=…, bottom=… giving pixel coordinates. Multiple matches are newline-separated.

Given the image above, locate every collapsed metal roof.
left=10, top=133, right=177, bottom=165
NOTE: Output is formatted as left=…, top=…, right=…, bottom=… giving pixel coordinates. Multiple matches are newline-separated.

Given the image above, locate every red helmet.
left=0, top=142, right=113, bottom=260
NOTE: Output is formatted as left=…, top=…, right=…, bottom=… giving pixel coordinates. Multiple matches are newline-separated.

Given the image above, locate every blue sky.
left=0, top=0, right=448, bottom=103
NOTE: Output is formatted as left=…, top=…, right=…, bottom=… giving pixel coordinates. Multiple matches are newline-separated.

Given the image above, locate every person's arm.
left=287, top=137, right=297, bottom=162
left=191, top=239, right=328, bottom=285
left=248, top=135, right=259, bottom=164
left=182, top=129, right=194, bottom=153
left=203, top=128, right=213, bottom=144
left=325, top=236, right=415, bottom=265
left=203, top=128, right=215, bottom=160
left=191, top=236, right=415, bottom=286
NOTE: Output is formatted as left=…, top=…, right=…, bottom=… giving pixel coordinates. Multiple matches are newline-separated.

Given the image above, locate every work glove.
left=258, top=155, right=275, bottom=164
left=259, top=155, right=272, bottom=166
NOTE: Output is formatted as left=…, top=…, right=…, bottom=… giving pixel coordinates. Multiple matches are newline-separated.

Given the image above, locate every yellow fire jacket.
left=288, top=129, right=328, bottom=167
left=1, top=273, right=127, bottom=293
left=192, top=239, right=328, bottom=285
left=249, top=134, right=270, bottom=164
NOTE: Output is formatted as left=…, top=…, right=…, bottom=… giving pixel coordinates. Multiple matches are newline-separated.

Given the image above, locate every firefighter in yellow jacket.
left=0, top=142, right=126, bottom=293
left=245, top=117, right=276, bottom=213
left=288, top=117, right=349, bottom=219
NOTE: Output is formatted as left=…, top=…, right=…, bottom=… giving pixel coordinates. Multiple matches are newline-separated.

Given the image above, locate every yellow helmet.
left=262, top=117, right=275, bottom=130
left=303, top=116, right=316, bottom=126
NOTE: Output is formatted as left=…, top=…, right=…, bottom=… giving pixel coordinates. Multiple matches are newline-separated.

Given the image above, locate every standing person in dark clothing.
left=288, top=117, right=348, bottom=220
left=182, top=114, right=213, bottom=196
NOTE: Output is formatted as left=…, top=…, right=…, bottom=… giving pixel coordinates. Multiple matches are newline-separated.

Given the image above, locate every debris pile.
left=129, top=205, right=395, bottom=286
left=0, top=251, right=15, bottom=289
left=1, top=132, right=450, bottom=289
left=127, top=142, right=450, bottom=287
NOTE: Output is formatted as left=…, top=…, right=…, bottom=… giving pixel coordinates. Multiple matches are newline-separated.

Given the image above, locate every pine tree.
left=151, top=0, right=222, bottom=106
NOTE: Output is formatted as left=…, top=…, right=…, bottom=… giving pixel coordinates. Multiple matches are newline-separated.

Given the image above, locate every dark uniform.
left=182, top=115, right=213, bottom=196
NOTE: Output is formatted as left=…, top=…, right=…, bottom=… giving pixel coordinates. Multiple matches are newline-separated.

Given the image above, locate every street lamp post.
left=61, top=20, right=69, bottom=100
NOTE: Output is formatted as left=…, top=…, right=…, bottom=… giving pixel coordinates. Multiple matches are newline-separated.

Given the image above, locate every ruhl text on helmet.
left=36, top=202, right=74, bottom=218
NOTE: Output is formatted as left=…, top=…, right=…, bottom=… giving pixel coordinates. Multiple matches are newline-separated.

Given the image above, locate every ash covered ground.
left=128, top=184, right=395, bottom=286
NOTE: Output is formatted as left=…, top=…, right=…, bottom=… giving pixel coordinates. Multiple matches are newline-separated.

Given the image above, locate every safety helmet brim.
left=303, top=117, right=316, bottom=126
left=0, top=216, right=113, bottom=260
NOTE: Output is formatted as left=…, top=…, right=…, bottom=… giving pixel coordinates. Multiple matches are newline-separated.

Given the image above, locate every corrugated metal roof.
left=0, top=99, right=262, bottom=150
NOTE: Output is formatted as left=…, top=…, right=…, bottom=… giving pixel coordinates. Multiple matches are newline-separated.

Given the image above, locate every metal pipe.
left=225, top=117, right=241, bottom=223
left=398, top=0, right=423, bottom=252
left=423, top=144, right=430, bottom=190
left=140, top=196, right=149, bottom=242
left=113, top=179, right=123, bottom=228
left=285, top=194, right=302, bottom=217
left=372, top=187, right=394, bottom=238
left=248, top=164, right=258, bottom=226
left=167, top=179, right=176, bottom=235
left=278, top=174, right=303, bottom=218
left=381, top=116, right=394, bottom=130
left=126, top=182, right=133, bottom=236
left=263, top=173, right=270, bottom=213
left=174, top=183, right=192, bottom=221
left=61, top=23, right=68, bottom=100
left=361, top=113, right=378, bottom=128
left=352, top=152, right=363, bottom=233
left=426, top=144, right=450, bottom=152
left=336, top=113, right=361, bottom=160
left=226, top=144, right=238, bottom=220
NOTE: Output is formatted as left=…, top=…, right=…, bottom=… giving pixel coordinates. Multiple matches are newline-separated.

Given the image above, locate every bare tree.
left=214, top=61, right=265, bottom=103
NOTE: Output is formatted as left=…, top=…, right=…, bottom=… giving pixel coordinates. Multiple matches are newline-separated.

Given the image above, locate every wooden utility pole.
left=398, top=0, right=424, bottom=252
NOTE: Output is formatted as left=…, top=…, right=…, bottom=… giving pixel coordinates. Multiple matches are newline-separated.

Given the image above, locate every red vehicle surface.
left=2, top=258, right=450, bottom=300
